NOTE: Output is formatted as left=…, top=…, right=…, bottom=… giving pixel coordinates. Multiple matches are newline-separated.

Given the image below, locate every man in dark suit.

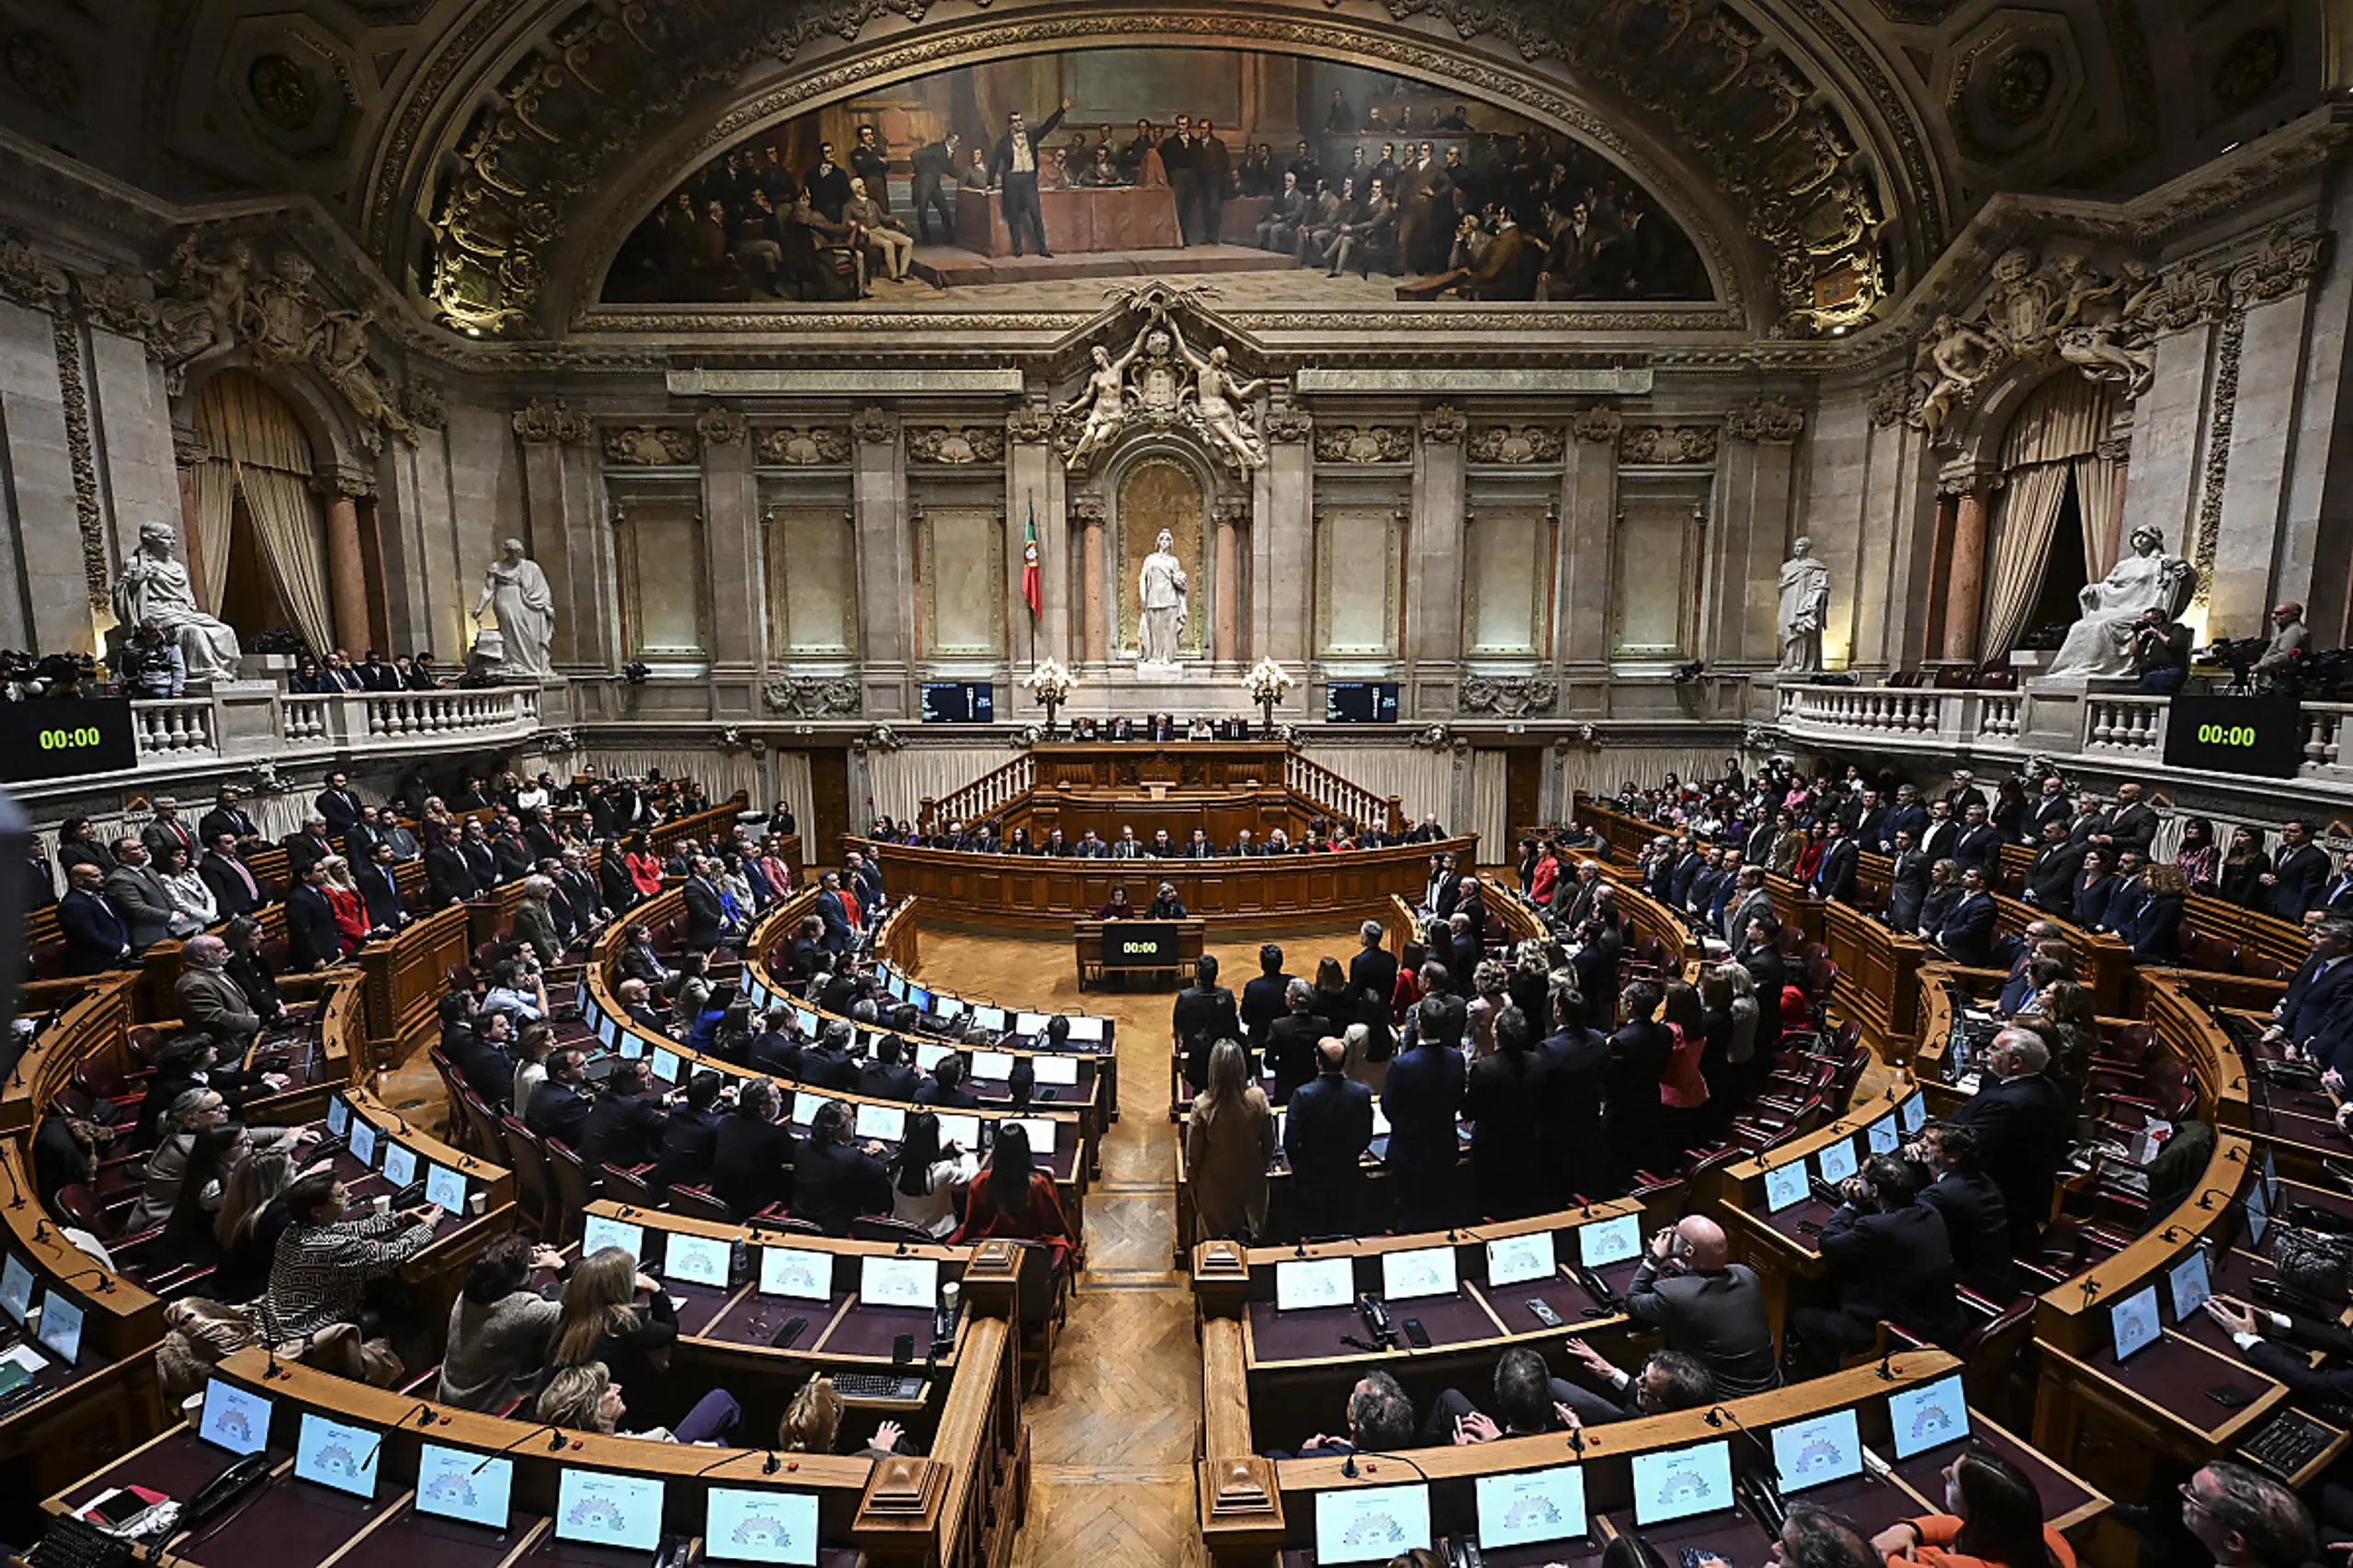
left=1932, top=868, right=2000, bottom=968
left=1722, top=868, right=1773, bottom=950
left=199, top=787, right=263, bottom=849
left=1623, top=1216, right=1779, bottom=1397
left=1571, top=908, right=1623, bottom=1026
left=141, top=797, right=199, bottom=862
left=1884, top=829, right=1931, bottom=932
left=1908, top=1121, right=2014, bottom=1299
left=1535, top=984, right=1609, bottom=1202
left=2268, top=820, right=2332, bottom=920
left=1159, top=115, right=1199, bottom=244
left=57, top=863, right=131, bottom=974
left=1285, top=1037, right=1372, bottom=1239
left=354, top=842, right=406, bottom=936
left=1173, top=953, right=1243, bottom=1092
left=799, top=1023, right=862, bottom=1094
left=1604, top=982, right=1672, bottom=1183
left=655, top=1072, right=729, bottom=1191
left=2021, top=819, right=2083, bottom=913
left=2025, top=775, right=2073, bottom=841
left=990, top=98, right=1072, bottom=257
left=1949, top=1028, right=2072, bottom=1250
left=445, top=1004, right=517, bottom=1111
left=1809, top=819, right=1859, bottom=903
left=426, top=834, right=479, bottom=907
left=196, top=832, right=266, bottom=918
left=525, top=1048, right=595, bottom=1147
left=1941, top=769, right=1988, bottom=817
left=1951, top=803, right=2004, bottom=878
left=2090, top=782, right=2157, bottom=857
left=284, top=861, right=345, bottom=971
left=2265, top=918, right=2353, bottom=1053
left=1790, top=1153, right=1960, bottom=1369
left=1847, top=789, right=1889, bottom=854
left=682, top=859, right=729, bottom=951
left=580, top=1060, right=671, bottom=1170
left=103, top=839, right=175, bottom=956
left=1883, top=784, right=1928, bottom=852
left=856, top=1037, right=921, bottom=1101
left=814, top=870, right=861, bottom=953
left=1917, top=801, right=1960, bottom=867
left=314, top=772, right=364, bottom=835
left=1264, top=980, right=1334, bottom=1105
left=1735, top=917, right=1786, bottom=1064
left=908, top=131, right=961, bottom=244
left=2317, top=852, right=2353, bottom=918
left=915, top=1052, right=981, bottom=1108
left=1348, top=923, right=1399, bottom=1029
left=281, top=814, right=336, bottom=876
left=1240, top=943, right=1293, bottom=1058
left=1995, top=921, right=2064, bottom=1014
left=458, top=820, right=502, bottom=892
left=1382, top=994, right=1468, bottom=1232
left=1196, top=119, right=1233, bottom=243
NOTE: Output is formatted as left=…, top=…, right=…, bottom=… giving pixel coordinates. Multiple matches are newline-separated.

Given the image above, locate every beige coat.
left=1184, top=1087, right=1277, bottom=1245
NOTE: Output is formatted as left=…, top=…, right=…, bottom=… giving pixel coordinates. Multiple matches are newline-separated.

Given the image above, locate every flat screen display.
left=650, top=1047, right=681, bottom=1084
left=1898, top=1094, right=1927, bottom=1134
left=860, top=1256, right=938, bottom=1310
left=347, top=1117, right=378, bottom=1168
left=2110, top=1282, right=2163, bottom=1362
left=855, top=1104, right=906, bottom=1143
left=1576, top=1214, right=1641, bottom=1268
left=294, top=1412, right=381, bottom=1499
left=971, top=1006, right=1006, bottom=1031
left=0, top=1255, right=32, bottom=1324
left=581, top=1214, right=644, bottom=1264
left=324, top=1096, right=350, bottom=1136
left=1888, top=1373, right=1971, bottom=1460
left=1015, top=1012, right=1051, bottom=1036
left=1474, top=1465, right=1586, bottom=1550
left=2163, top=693, right=2304, bottom=778
left=2247, top=1178, right=2271, bottom=1248
left=705, top=1486, right=821, bottom=1566
left=1276, top=1256, right=1354, bottom=1312
left=1031, top=1054, right=1080, bottom=1086
left=554, top=1469, right=665, bottom=1552
left=0, top=698, right=137, bottom=783
left=970, top=1051, right=1016, bottom=1081
left=415, top=1443, right=512, bottom=1528
left=1765, top=1160, right=1811, bottom=1214
left=1630, top=1440, right=1734, bottom=1526
left=914, top=1040, right=954, bottom=1073
left=2169, top=1248, right=2214, bottom=1322
left=381, top=1141, right=417, bottom=1188
left=1771, top=1408, right=1863, bottom=1493
left=1011, top=1117, right=1058, bottom=1155
left=199, top=1378, right=272, bottom=1455
left=919, top=682, right=994, bottom=723
left=1485, top=1233, right=1556, bottom=1289
left=1313, top=1483, right=1429, bottom=1564
left=1815, top=1138, right=1859, bottom=1186
left=758, top=1247, right=833, bottom=1301
left=1379, top=1246, right=1457, bottom=1302
left=426, top=1163, right=468, bottom=1214
left=1066, top=1016, right=1106, bottom=1042
left=35, top=1289, right=82, bottom=1364
left=792, top=1091, right=830, bottom=1126
left=936, top=1113, right=980, bottom=1152
left=1324, top=682, right=1400, bottom=724
left=1867, top=1116, right=1899, bottom=1155
left=665, top=1233, right=733, bottom=1290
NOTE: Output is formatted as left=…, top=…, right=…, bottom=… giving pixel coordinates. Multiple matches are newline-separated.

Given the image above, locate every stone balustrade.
left=119, top=683, right=547, bottom=785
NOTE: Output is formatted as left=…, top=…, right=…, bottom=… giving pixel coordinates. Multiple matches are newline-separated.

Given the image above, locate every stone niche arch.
left=1097, top=435, right=1227, bottom=665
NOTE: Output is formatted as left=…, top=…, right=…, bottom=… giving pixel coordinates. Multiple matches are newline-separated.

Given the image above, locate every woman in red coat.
left=951, top=1123, right=1077, bottom=1276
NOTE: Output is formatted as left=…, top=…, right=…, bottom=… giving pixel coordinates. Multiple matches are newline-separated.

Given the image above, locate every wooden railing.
left=927, top=752, right=1036, bottom=830
left=1284, top=750, right=1400, bottom=834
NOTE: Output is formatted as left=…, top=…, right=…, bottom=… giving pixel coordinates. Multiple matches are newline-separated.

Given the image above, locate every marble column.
left=319, top=474, right=370, bottom=653
left=513, top=400, right=599, bottom=670
left=699, top=409, right=759, bottom=672
left=1212, top=496, right=1244, bottom=665
left=850, top=410, right=912, bottom=716
left=1257, top=407, right=1313, bottom=665
left=1557, top=410, right=1619, bottom=673
left=1719, top=409, right=1800, bottom=665
left=1405, top=415, right=1466, bottom=674
left=1075, top=496, right=1107, bottom=665
left=1006, top=412, right=1064, bottom=665
left=1940, top=480, right=1994, bottom=663
left=0, top=297, right=93, bottom=653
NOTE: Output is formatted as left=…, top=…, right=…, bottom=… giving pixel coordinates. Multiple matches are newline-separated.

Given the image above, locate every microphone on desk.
left=2078, top=1278, right=2102, bottom=1305
left=3, top=1157, right=24, bottom=1210
left=57, top=1266, right=114, bottom=1296
left=1875, top=1353, right=1897, bottom=1382
left=2163, top=1226, right=2187, bottom=1243
left=2198, top=1187, right=2230, bottom=1210
left=472, top=1425, right=573, bottom=1472
left=1340, top=1449, right=1432, bottom=1484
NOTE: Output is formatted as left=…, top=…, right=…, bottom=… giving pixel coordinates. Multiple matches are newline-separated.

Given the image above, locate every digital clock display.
left=0, top=699, right=138, bottom=783
left=2163, top=693, right=2302, bottom=778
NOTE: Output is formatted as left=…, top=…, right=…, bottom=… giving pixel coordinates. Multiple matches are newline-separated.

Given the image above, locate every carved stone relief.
left=696, top=404, right=747, bottom=448
left=1619, top=425, right=1721, bottom=465
left=1459, top=676, right=1560, bottom=718
left=1467, top=425, right=1566, bottom=464
left=757, top=426, right=851, bottom=465
left=762, top=675, right=863, bottom=717
left=1313, top=426, right=1414, bottom=464
left=512, top=397, right=590, bottom=444
left=603, top=426, right=697, bottom=465
left=905, top=425, right=1006, bottom=465
left=1724, top=396, right=1804, bottom=443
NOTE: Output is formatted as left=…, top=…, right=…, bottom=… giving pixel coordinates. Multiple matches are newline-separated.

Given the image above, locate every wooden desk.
left=1073, top=916, right=1205, bottom=988
left=861, top=836, right=1479, bottom=932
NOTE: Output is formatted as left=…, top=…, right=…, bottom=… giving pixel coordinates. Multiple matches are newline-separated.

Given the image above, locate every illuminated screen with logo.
left=920, top=683, right=994, bottom=723
left=2163, top=694, right=2303, bottom=778
left=1324, top=681, right=1399, bottom=723
left=0, top=699, right=137, bottom=784
left=1101, top=923, right=1182, bottom=967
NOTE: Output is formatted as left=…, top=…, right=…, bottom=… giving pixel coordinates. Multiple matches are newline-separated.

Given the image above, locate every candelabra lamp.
left=1025, top=659, right=1076, bottom=737
left=1245, top=657, right=1295, bottom=738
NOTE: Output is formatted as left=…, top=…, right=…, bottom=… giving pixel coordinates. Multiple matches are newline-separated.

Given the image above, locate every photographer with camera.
left=119, top=619, right=187, bottom=699
left=2131, top=605, right=2191, bottom=695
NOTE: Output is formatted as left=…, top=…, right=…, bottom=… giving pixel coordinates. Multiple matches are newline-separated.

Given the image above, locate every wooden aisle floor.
left=916, top=922, right=1367, bottom=1568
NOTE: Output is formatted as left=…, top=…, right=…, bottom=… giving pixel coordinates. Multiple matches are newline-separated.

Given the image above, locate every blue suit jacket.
left=2280, top=955, right=2353, bottom=1045
left=1379, top=1043, right=1465, bottom=1179
left=58, top=889, right=129, bottom=973
left=1936, top=892, right=1998, bottom=968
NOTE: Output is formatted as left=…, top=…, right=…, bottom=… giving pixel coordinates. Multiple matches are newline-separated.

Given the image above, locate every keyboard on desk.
left=2241, top=1407, right=2342, bottom=1480
left=29, top=1515, right=133, bottom=1568
left=827, top=1372, right=927, bottom=1403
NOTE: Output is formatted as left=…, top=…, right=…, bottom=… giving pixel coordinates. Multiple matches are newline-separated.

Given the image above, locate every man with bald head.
left=1950, top=1028, right=2071, bottom=1250
left=1624, top=1215, right=1778, bottom=1397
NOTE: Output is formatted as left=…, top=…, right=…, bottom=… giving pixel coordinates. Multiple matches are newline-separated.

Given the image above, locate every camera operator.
left=2131, top=606, right=2191, bottom=696
left=2252, top=600, right=2309, bottom=692
left=119, top=619, right=186, bottom=699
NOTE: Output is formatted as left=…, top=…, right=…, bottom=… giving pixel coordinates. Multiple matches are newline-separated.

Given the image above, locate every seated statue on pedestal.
left=2040, top=524, right=2195, bottom=683
left=111, top=518, right=242, bottom=685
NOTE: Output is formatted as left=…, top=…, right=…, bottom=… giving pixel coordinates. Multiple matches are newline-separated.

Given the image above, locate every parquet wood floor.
left=916, top=924, right=1370, bottom=1568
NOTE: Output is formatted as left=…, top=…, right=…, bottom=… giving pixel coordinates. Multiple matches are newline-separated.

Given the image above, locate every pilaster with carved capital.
left=512, top=398, right=589, bottom=445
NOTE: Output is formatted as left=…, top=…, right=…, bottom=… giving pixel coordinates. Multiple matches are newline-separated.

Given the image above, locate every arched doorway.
left=188, top=372, right=336, bottom=656
left=1978, top=375, right=2126, bottom=658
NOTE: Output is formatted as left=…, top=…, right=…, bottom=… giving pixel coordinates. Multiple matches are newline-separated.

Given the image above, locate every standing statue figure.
left=475, top=538, right=556, bottom=679
left=1058, top=323, right=1150, bottom=472
left=2042, top=525, right=2195, bottom=682
left=1776, top=536, right=1831, bottom=673
left=112, top=519, right=243, bottom=684
left=1136, top=528, right=1188, bottom=666
left=1168, top=320, right=1269, bottom=472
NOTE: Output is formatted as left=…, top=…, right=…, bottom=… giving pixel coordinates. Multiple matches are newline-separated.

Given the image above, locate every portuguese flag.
left=1021, top=504, right=1042, bottom=619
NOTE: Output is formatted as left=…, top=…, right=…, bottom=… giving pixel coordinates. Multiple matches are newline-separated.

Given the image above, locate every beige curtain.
left=864, top=747, right=1006, bottom=824
left=1470, top=749, right=1509, bottom=862
left=1559, top=745, right=1742, bottom=806
left=1299, top=744, right=1459, bottom=826
left=1978, top=461, right=2075, bottom=657
left=234, top=462, right=335, bottom=654
left=2073, top=452, right=2127, bottom=579
left=187, top=460, right=237, bottom=611
left=577, top=748, right=765, bottom=812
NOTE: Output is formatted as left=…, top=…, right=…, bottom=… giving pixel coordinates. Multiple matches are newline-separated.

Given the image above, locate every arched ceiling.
left=0, top=0, right=2331, bottom=343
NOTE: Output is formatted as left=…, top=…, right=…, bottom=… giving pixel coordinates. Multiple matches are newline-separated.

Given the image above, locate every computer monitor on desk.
left=554, top=1468, right=665, bottom=1552
left=706, top=1485, right=822, bottom=1566
left=1474, top=1465, right=1589, bottom=1553
left=1314, top=1483, right=1431, bottom=1564
left=1630, top=1439, right=1735, bottom=1527
left=1887, top=1373, right=1969, bottom=1459
left=414, top=1442, right=512, bottom=1528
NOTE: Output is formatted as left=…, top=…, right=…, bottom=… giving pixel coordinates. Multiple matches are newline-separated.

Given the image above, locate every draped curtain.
left=1979, top=375, right=2119, bottom=657
left=863, top=747, right=1006, bottom=825
left=1299, top=744, right=1460, bottom=829
left=576, top=748, right=767, bottom=814
left=2073, top=450, right=2127, bottom=579
left=191, top=372, right=330, bottom=652
left=1558, top=745, right=1746, bottom=809
left=1470, top=750, right=1509, bottom=860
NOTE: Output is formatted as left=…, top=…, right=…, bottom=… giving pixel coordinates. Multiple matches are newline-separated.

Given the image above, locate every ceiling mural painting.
left=594, top=50, right=1713, bottom=315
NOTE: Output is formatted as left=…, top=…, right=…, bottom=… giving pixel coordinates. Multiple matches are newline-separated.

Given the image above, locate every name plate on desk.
left=1101, top=922, right=1183, bottom=967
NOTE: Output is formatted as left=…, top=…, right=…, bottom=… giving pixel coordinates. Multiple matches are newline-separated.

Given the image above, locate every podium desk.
left=1075, top=916, right=1206, bottom=988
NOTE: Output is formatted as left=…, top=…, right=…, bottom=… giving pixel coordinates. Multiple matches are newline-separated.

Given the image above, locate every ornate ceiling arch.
left=378, top=0, right=1939, bottom=341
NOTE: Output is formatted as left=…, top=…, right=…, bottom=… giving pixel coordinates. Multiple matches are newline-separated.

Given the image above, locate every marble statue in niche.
left=1776, top=536, right=1830, bottom=673
left=113, top=518, right=242, bottom=684
left=476, top=538, right=556, bottom=678
left=1138, top=528, right=1188, bottom=667
left=2042, top=525, right=2195, bottom=682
